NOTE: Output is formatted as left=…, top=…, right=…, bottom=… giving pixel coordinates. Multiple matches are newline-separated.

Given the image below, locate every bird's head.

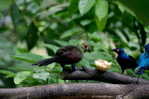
left=144, top=44, right=149, bottom=52
left=112, top=48, right=124, bottom=54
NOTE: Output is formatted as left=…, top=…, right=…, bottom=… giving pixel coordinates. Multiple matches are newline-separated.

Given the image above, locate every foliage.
left=0, top=0, right=148, bottom=87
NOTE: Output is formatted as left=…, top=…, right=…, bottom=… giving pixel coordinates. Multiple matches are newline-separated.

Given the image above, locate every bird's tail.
left=32, top=57, right=57, bottom=66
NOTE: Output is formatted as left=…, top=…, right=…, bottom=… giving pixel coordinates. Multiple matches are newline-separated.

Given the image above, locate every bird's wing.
left=128, top=55, right=136, bottom=62
left=55, top=46, right=75, bottom=56
left=32, top=58, right=56, bottom=66
left=127, top=55, right=137, bottom=68
left=137, top=53, right=147, bottom=67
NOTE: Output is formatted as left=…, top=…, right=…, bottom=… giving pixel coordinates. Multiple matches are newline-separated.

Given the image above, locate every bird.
left=134, top=44, right=149, bottom=84
left=135, top=44, right=149, bottom=75
left=33, top=45, right=83, bottom=72
left=112, top=48, right=137, bottom=73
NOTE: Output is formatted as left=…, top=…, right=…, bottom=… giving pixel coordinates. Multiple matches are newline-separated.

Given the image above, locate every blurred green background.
left=0, top=0, right=149, bottom=88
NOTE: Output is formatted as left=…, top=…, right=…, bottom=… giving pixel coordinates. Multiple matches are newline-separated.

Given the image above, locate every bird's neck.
left=144, top=52, right=149, bottom=57
left=118, top=52, right=127, bottom=57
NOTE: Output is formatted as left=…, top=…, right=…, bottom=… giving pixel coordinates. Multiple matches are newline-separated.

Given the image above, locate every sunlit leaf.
left=95, top=0, right=108, bottom=31
left=13, top=53, right=44, bottom=63
left=48, top=3, right=69, bottom=16
left=33, top=71, right=50, bottom=81
left=14, top=71, right=32, bottom=84
left=115, top=1, right=135, bottom=16
left=54, top=40, right=68, bottom=46
left=43, top=44, right=59, bottom=53
left=0, top=70, right=15, bottom=78
left=60, top=27, right=82, bottom=39
left=80, top=19, right=91, bottom=26
left=78, top=0, right=95, bottom=15
left=88, top=32, right=101, bottom=42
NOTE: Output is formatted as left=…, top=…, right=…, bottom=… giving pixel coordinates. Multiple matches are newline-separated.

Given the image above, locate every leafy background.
left=0, top=0, right=149, bottom=88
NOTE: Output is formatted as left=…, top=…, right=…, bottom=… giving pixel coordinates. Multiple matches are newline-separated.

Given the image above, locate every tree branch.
left=0, top=83, right=148, bottom=99
left=63, top=67, right=149, bottom=84
left=0, top=68, right=148, bottom=99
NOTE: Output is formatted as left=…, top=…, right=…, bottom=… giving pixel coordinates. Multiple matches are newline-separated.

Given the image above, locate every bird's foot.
left=71, top=64, right=77, bottom=72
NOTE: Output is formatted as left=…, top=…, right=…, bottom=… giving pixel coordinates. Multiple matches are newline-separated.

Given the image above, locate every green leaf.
left=54, top=40, right=68, bottom=46
left=41, top=0, right=57, bottom=9
left=95, top=0, right=109, bottom=31
left=95, top=0, right=108, bottom=20
left=26, top=22, right=38, bottom=50
left=68, top=0, right=79, bottom=15
left=47, top=3, right=69, bottom=16
left=60, top=27, right=82, bottom=39
left=33, top=71, right=50, bottom=81
left=80, top=19, right=92, bottom=26
left=88, top=32, right=101, bottom=42
left=115, top=1, right=135, bottom=16
left=0, top=0, right=13, bottom=11
left=95, top=17, right=107, bottom=31
left=13, top=53, right=44, bottom=63
left=78, top=0, right=95, bottom=15
left=33, top=0, right=42, bottom=5
left=43, top=44, right=59, bottom=53
left=10, top=3, right=27, bottom=39
left=14, top=71, right=32, bottom=84
left=0, top=70, right=15, bottom=78
left=118, top=0, right=149, bottom=25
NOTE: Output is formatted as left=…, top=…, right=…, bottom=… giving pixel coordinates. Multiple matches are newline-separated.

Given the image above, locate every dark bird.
left=33, top=45, right=83, bottom=72
left=135, top=44, right=149, bottom=75
left=112, top=48, right=137, bottom=73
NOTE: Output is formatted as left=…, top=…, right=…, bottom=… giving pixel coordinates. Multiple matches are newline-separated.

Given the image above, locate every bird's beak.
left=112, top=48, right=117, bottom=52
left=112, top=48, right=118, bottom=57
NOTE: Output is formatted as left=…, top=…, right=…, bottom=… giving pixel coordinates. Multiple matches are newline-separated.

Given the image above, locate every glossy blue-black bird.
left=135, top=44, right=149, bottom=75
left=112, top=48, right=137, bottom=73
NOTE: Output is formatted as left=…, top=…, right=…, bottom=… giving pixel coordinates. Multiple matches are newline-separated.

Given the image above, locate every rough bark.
left=0, top=83, right=148, bottom=99
left=0, top=67, right=149, bottom=99
left=63, top=67, right=149, bottom=84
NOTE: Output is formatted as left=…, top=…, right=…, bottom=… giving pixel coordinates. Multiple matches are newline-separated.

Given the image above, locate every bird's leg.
left=71, top=64, right=76, bottom=72
left=136, top=75, right=141, bottom=84
left=136, top=67, right=145, bottom=84
left=121, top=69, right=125, bottom=74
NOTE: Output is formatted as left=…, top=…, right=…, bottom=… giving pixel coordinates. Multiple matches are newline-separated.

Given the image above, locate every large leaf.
left=115, top=1, right=135, bottom=16
left=60, top=27, right=82, bottom=39
left=95, top=0, right=109, bottom=31
left=118, top=0, right=149, bottom=25
left=68, top=0, right=79, bottom=15
left=26, top=22, right=38, bottom=50
left=43, top=44, right=59, bottom=53
left=13, top=53, right=44, bottom=63
left=0, top=70, right=15, bottom=78
left=0, top=0, right=13, bottom=11
left=95, top=17, right=107, bottom=31
left=33, top=71, right=50, bottom=81
left=78, top=0, right=95, bottom=15
left=10, top=3, right=27, bottom=39
left=14, top=71, right=32, bottom=84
